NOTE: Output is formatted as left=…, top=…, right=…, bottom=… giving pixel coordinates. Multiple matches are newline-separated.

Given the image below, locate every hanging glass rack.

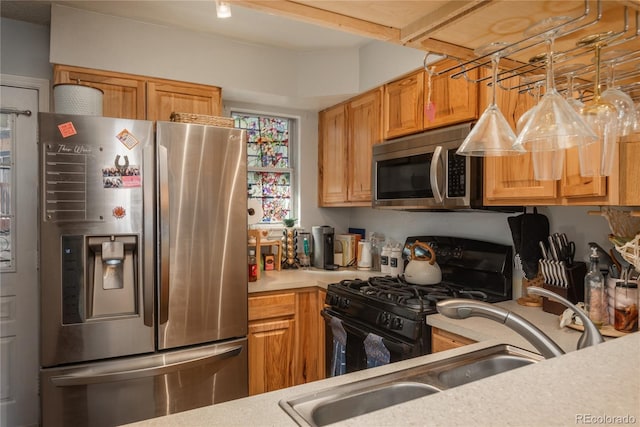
left=423, top=0, right=639, bottom=97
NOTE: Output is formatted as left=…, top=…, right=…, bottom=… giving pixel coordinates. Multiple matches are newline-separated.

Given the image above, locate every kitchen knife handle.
left=158, top=145, right=170, bottom=325
left=430, top=146, right=444, bottom=204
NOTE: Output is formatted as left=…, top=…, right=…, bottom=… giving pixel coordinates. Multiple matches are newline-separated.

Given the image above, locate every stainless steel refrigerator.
left=38, top=114, right=248, bottom=426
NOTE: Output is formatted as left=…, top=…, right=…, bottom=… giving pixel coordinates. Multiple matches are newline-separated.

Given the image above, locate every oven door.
left=322, top=309, right=421, bottom=377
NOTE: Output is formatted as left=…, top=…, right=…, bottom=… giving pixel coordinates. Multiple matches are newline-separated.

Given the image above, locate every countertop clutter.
left=125, top=270, right=639, bottom=427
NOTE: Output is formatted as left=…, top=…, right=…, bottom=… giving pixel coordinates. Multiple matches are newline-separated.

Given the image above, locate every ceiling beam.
left=232, top=0, right=401, bottom=43
left=399, top=0, right=493, bottom=45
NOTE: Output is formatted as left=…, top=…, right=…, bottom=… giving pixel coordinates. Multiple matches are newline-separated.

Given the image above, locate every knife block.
left=542, top=261, right=587, bottom=315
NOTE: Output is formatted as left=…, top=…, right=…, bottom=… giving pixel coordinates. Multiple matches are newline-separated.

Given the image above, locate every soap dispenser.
left=584, top=246, right=606, bottom=328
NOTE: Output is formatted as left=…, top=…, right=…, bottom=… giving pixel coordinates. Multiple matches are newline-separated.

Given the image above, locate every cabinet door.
left=560, top=146, right=607, bottom=198
left=318, top=104, right=348, bottom=205
left=248, top=318, right=295, bottom=395
left=146, top=80, right=222, bottom=121
left=347, top=88, right=383, bottom=204
left=383, top=70, right=424, bottom=139
left=294, top=289, right=326, bottom=385
left=53, top=64, right=146, bottom=119
left=481, top=72, right=557, bottom=204
left=620, top=133, right=640, bottom=205
left=423, top=58, right=479, bottom=130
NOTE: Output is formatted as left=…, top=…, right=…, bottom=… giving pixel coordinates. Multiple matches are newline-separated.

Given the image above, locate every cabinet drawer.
left=249, top=293, right=296, bottom=321
left=431, top=327, right=476, bottom=353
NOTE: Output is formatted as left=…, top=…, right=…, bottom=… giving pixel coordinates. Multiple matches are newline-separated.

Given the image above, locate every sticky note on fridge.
left=58, top=121, right=77, bottom=138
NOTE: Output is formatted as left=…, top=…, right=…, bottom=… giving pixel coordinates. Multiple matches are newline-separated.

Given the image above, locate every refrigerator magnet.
left=57, top=121, right=78, bottom=138
left=116, top=129, right=140, bottom=150
left=112, top=206, right=126, bottom=219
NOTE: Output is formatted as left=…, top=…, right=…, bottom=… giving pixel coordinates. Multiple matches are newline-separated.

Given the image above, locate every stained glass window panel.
left=234, top=112, right=294, bottom=224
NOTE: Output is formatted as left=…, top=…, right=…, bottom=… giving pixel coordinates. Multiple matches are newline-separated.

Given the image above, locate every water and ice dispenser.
left=62, top=234, right=139, bottom=323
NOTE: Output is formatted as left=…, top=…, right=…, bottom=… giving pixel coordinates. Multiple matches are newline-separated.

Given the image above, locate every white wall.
left=0, top=18, right=51, bottom=80
left=48, top=5, right=425, bottom=111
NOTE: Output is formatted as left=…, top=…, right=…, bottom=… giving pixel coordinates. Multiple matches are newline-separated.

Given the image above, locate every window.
left=0, top=113, right=15, bottom=271
left=232, top=112, right=296, bottom=225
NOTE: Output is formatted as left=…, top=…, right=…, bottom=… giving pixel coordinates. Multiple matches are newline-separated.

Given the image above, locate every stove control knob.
left=326, top=294, right=339, bottom=306
left=338, top=298, right=350, bottom=309
left=391, top=317, right=403, bottom=330
left=377, top=312, right=390, bottom=326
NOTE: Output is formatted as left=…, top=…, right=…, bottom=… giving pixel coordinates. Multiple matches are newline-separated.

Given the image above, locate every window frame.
left=231, top=108, right=298, bottom=226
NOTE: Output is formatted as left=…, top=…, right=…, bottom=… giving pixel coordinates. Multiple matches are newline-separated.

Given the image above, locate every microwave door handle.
left=430, top=146, right=444, bottom=204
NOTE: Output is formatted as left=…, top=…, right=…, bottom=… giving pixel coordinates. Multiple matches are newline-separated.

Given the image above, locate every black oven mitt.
left=508, top=207, right=549, bottom=280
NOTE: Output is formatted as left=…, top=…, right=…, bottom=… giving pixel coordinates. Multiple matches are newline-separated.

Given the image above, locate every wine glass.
left=456, top=42, right=525, bottom=156
left=515, top=73, right=565, bottom=180
left=600, top=50, right=637, bottom=137
left=556, top=63, right=586, bottom=113
left=516, top=73, right=544, bottom=134
left=577, top=33, right=619, bottom=177
left=514, top=17, right=598, bottom=152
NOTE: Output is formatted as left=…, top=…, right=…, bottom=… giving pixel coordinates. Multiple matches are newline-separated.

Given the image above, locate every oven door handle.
left=326, top=310, right=415, bottom=356
left=430, top=145, right=444, bottom=204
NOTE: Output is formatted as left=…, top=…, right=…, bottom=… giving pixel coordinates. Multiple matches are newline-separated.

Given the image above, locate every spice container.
left=390, top=244, right=404, bottom=276
left=614, top=280, right=638, bottom=332
left=248, top=250, right=258, bottom=282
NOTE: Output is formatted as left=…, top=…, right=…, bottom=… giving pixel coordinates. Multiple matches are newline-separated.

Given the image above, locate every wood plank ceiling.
left=234, top=1, right=640, bottom=93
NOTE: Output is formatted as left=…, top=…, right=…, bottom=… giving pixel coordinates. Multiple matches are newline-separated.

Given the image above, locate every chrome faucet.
left=527, top=286, right=604, bottom=350
left=437, top=287, right=605, bottom=359
left=436, top=299, right=564, bottom=358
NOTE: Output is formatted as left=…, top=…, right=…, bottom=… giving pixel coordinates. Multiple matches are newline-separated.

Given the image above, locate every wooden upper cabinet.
left=347, top=88, right=383, bottom=204
left=146, top=80, right=222, bottom=121
left=561, top=146, right=608, bottom=199
left=423, top=58, right=479, bottom=130
left=53, top=64, right=146, bottom=119
left=383, top=69, right=424, bottom=139
left=53, top=64, right=223, bottom=121
left=620, top=133, right=640, bottom=206
left=318, top=103, right=348, bottom=205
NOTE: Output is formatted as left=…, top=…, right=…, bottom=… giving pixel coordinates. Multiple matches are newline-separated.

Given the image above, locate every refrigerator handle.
left=158, top=144, right=170, bottom=325
left=49, top=345, right=243, bottom=387
left=143, top=145, right=154, bottom=327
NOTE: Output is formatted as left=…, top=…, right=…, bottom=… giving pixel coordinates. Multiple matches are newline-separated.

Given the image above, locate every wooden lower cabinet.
left=248, top=288, right=326, bottom=396
left=431, top=327, right=476, bottom=353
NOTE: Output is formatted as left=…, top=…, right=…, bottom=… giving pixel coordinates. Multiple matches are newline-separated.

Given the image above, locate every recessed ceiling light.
left=216, top=1, right=232, bottom=19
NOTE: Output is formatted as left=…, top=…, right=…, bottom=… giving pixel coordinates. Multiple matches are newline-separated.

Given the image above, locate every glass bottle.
left=248, top=250, right=258, bottom=282
left=584, top=247, right=605, bottom=327
left=614, top=281, right=638, bottom=332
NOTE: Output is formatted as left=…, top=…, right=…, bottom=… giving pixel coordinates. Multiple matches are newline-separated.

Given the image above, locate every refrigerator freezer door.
left=40, top=338, right=248, bottom=426
left=156, top=122, right=248, bottom=349
left=38, top=113, right=155, bottom=367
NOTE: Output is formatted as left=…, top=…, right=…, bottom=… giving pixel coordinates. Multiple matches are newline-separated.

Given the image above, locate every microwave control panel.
left=447, top=151, right=467, bottom=198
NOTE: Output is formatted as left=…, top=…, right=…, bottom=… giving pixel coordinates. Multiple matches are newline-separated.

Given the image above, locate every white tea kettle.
left=404, top=241, right=442, bottom=285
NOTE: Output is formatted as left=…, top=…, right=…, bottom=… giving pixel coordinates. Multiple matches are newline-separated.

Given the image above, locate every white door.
left=0, top=83, right=41, bottom=427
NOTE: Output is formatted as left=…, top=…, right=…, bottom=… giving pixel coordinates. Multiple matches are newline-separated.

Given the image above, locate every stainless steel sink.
left=434, top=352, right=537, bottom=388
left=279, top=344, right=541, bottom=426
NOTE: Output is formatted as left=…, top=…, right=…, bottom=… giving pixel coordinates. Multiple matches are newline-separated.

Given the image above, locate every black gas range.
left=322, top=236, right=512, bottom=376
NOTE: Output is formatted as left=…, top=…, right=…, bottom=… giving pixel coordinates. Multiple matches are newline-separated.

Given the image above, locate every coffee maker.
left=311, top=226, right=338, bottom=270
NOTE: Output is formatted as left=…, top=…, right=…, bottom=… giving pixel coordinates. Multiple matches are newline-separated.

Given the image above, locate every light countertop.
left=125, top=270, right=639, bottom=427
left=247, top=267, right=379, bottom=293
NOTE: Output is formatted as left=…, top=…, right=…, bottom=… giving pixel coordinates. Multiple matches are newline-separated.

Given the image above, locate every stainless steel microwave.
left=372, top=122, right=484, bottom=210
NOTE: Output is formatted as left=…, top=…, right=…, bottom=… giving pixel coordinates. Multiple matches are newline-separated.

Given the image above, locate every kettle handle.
left=409, top=241, right=437, bottom=265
